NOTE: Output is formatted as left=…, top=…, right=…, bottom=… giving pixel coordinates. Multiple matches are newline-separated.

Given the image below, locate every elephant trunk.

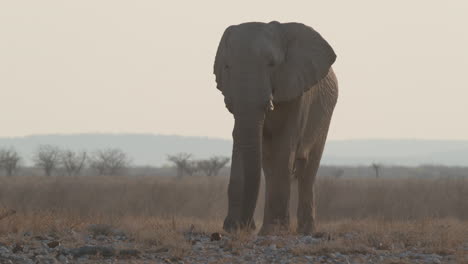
left=233, top=112, right=264, bottom=229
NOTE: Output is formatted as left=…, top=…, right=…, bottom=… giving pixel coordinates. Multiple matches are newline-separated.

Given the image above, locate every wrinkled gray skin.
left=214, top=21, right=338, bottom=235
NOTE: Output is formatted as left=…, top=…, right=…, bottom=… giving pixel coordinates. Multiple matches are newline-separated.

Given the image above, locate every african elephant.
left=214, top=21, right=338, bottom=235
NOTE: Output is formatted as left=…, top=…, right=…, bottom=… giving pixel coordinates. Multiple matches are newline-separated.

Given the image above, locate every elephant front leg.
left=259, top=149, right=292, bottom=235
left=223, top=147, right=244, bottom=232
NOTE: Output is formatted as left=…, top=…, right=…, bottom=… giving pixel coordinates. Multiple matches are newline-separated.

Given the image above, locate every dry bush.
left=32, top=145, right=61, bottom=176
left=0, top=148, right=21, bottom=177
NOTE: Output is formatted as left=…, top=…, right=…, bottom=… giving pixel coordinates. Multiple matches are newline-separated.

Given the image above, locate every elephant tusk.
left=268, top=100, right=275, bottom=111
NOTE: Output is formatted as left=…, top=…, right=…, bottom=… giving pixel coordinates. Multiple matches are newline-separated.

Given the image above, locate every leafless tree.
left=186, top=160, right=200, bottom=177
left=60, top=150, right=87, bottom=176
left=0, top=147, right=21, bottom=177
left=197, top=156, right=230, bottom=176
left=332, top=168, right=345, bottom=179
left=33, top=145, right=60, bottom=176
left=89, top=148, right=131, bottom=176
left=167, top=153, right=194, bottom=178
left=371, top=163, right=381, bottom=178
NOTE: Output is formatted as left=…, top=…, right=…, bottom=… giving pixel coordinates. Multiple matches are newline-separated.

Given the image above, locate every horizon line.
left=1, top=133, right=468, bottom=142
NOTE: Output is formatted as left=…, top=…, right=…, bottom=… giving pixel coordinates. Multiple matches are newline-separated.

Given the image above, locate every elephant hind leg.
left=296, top=133, right=329, bottom=235
left=296, top=158, right=317, bottom=235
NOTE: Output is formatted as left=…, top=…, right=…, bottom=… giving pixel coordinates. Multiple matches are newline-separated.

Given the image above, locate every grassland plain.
left=0, top=175, right=467, bottom=263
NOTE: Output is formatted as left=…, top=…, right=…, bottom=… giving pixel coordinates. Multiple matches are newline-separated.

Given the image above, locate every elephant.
left=213, top=21, right=338, bottom=235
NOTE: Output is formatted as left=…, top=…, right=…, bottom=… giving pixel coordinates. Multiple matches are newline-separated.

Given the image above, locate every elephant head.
left=214, top=21, right=336, bottom=231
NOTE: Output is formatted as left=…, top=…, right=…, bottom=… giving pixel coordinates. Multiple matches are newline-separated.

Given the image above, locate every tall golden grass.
left=1, top=175, right=466, bottom=222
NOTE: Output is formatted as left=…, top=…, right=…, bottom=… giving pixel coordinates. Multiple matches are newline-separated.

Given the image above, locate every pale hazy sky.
left=1, top=1, right=467, bottom=140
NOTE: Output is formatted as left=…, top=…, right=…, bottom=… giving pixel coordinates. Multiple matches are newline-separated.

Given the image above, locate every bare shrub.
left=89, top=148, right=131, bottom=176
left=33, top=145, right=60, bottom=176
left=196, top=156, right=230, bottom=177
left=60, top=150, right=87, bottom=176
left=0, top=147, right=21, bottom=176
left=167, top=153, right=194, bottom=178
left=371, top=163, right=382, bottom=178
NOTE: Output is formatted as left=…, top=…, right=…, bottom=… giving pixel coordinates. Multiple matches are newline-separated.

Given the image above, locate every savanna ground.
left=0, top=175, right=467, bottom=263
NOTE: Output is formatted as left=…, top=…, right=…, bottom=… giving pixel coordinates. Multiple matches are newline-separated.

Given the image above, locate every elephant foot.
left=296, top=222, right=316, bottom=235
left=223, top=217, right=256, bottom=233
left=223, top=217, right=239, bottom=233
left=258, top=223, right=290, bottom=236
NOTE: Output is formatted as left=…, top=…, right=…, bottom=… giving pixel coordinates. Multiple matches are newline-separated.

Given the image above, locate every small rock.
left=210, top=232, right=222, bottom=241
left=0, top=246, right=10, bottom=255
left=116, top=235, right=127, bottom=241
left=334, top=252, right=344, bottom=258
left=47, top=241, right=60, bottom=248
left=57, top=247, right=71, bottom=256
left=12, top=243, right=23, bottom=253
left=268, top=244, right=277, bottom=251
left=57, top=254, right=68, bottom=263
left=191, top=239, right=201, bottom=245
left=34, top=248, right=49, bottom=256
left=192, top=242, right=203, bottom=251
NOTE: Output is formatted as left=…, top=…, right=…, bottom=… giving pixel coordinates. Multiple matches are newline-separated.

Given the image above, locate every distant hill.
left=1, top=134, right=468, bottom=166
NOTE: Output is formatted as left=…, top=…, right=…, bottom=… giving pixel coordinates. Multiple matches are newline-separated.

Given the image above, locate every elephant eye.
left=224, top=65, right=230, bottom=70
left=268, top=61, right=275, bottom=67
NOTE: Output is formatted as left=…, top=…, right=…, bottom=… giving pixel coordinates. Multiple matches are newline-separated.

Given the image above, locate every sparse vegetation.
left=371, top=163, right=382, bottom=178
left=196, top=156, right=230, bottom=177
left=0, top=175, right=466, bottom=262
left=0, top=147, right=467, bottom=262
left=167, top=153, right=194, bottom=178
left=0, top=147, right=21, bottom=177
left=168, top=153, right=230, bottom=178
left=60, top=150, right=87, bottom=176
left=32, top=145, right=61, bottom=176
left=89, top=148, right=131, bottom=176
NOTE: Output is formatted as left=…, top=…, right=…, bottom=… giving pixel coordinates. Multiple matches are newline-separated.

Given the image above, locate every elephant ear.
left=214, top=26, right=233, bottom=94
left=272, top=23, right=336, bottom=102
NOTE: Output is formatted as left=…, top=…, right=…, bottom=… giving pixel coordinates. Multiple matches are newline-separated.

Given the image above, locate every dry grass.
left=0, top=175, right=467, bottom=256
left=291, top=219, right=468, bottom=263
